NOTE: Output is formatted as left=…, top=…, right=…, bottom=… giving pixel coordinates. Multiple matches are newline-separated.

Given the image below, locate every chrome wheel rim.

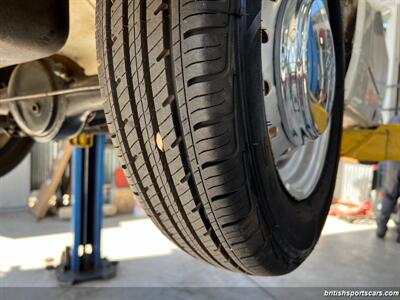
left=261, top=0, right=336, bottom=200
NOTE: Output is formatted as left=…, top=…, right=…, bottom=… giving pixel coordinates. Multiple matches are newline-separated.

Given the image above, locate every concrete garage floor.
left=0, top=211, right=399, bottom=299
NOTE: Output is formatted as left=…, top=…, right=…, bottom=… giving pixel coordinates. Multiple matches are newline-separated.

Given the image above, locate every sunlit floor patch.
left=0, top=216, right=176, bottom=274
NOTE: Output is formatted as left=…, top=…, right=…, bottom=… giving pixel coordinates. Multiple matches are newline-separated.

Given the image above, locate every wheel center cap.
left=275, top=0, right=336, bottom=146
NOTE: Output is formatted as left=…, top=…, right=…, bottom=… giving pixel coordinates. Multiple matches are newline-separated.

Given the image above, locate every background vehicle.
left=0, top=0, right=398, bottom=276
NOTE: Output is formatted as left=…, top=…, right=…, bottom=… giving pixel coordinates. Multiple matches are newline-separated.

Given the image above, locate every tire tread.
left=97, top=0, right=280, bottom=275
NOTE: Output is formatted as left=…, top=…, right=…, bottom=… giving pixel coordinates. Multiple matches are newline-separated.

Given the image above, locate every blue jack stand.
left=56, top=135, right=117, bottom=285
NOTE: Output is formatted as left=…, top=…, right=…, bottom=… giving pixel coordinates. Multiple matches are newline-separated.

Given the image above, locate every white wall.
left=0, top=155, right=31, bottom=210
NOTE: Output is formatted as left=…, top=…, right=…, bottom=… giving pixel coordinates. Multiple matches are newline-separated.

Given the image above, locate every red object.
left=115, top=168, right=129, bottom=188
left=329, top=200, right=374, bottom=221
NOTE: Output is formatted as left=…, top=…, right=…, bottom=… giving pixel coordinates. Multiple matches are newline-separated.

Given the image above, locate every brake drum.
left=8, top=60, right=67, bottom=142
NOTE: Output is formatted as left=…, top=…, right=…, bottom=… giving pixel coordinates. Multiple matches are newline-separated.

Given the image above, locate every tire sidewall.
left=237, top=0, right=345, bottom=266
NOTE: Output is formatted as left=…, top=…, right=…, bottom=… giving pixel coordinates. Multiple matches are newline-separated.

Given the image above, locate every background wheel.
left=96, top=0, right=344, bottom=275
left=0, top=134, right=33, bottom=177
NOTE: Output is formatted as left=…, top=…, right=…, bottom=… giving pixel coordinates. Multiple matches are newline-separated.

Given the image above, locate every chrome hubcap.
left=276, top=0, right=336, bottom=146
left=261, top=0, right=336, bottom=200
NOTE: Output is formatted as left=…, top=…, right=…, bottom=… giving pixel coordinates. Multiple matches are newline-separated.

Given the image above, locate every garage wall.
left=334, top=162, right=374, bottom=204
left=0, top=155, right=31, bottom=210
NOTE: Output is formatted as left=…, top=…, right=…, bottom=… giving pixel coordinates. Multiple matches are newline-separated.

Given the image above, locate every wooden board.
left=31, top=143, right=74, bottom=220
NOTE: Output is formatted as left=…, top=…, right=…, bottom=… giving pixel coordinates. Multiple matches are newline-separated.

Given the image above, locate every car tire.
left=0, top=136, right=33, bottom=177
left=96, top=0, right=344, bottom=275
